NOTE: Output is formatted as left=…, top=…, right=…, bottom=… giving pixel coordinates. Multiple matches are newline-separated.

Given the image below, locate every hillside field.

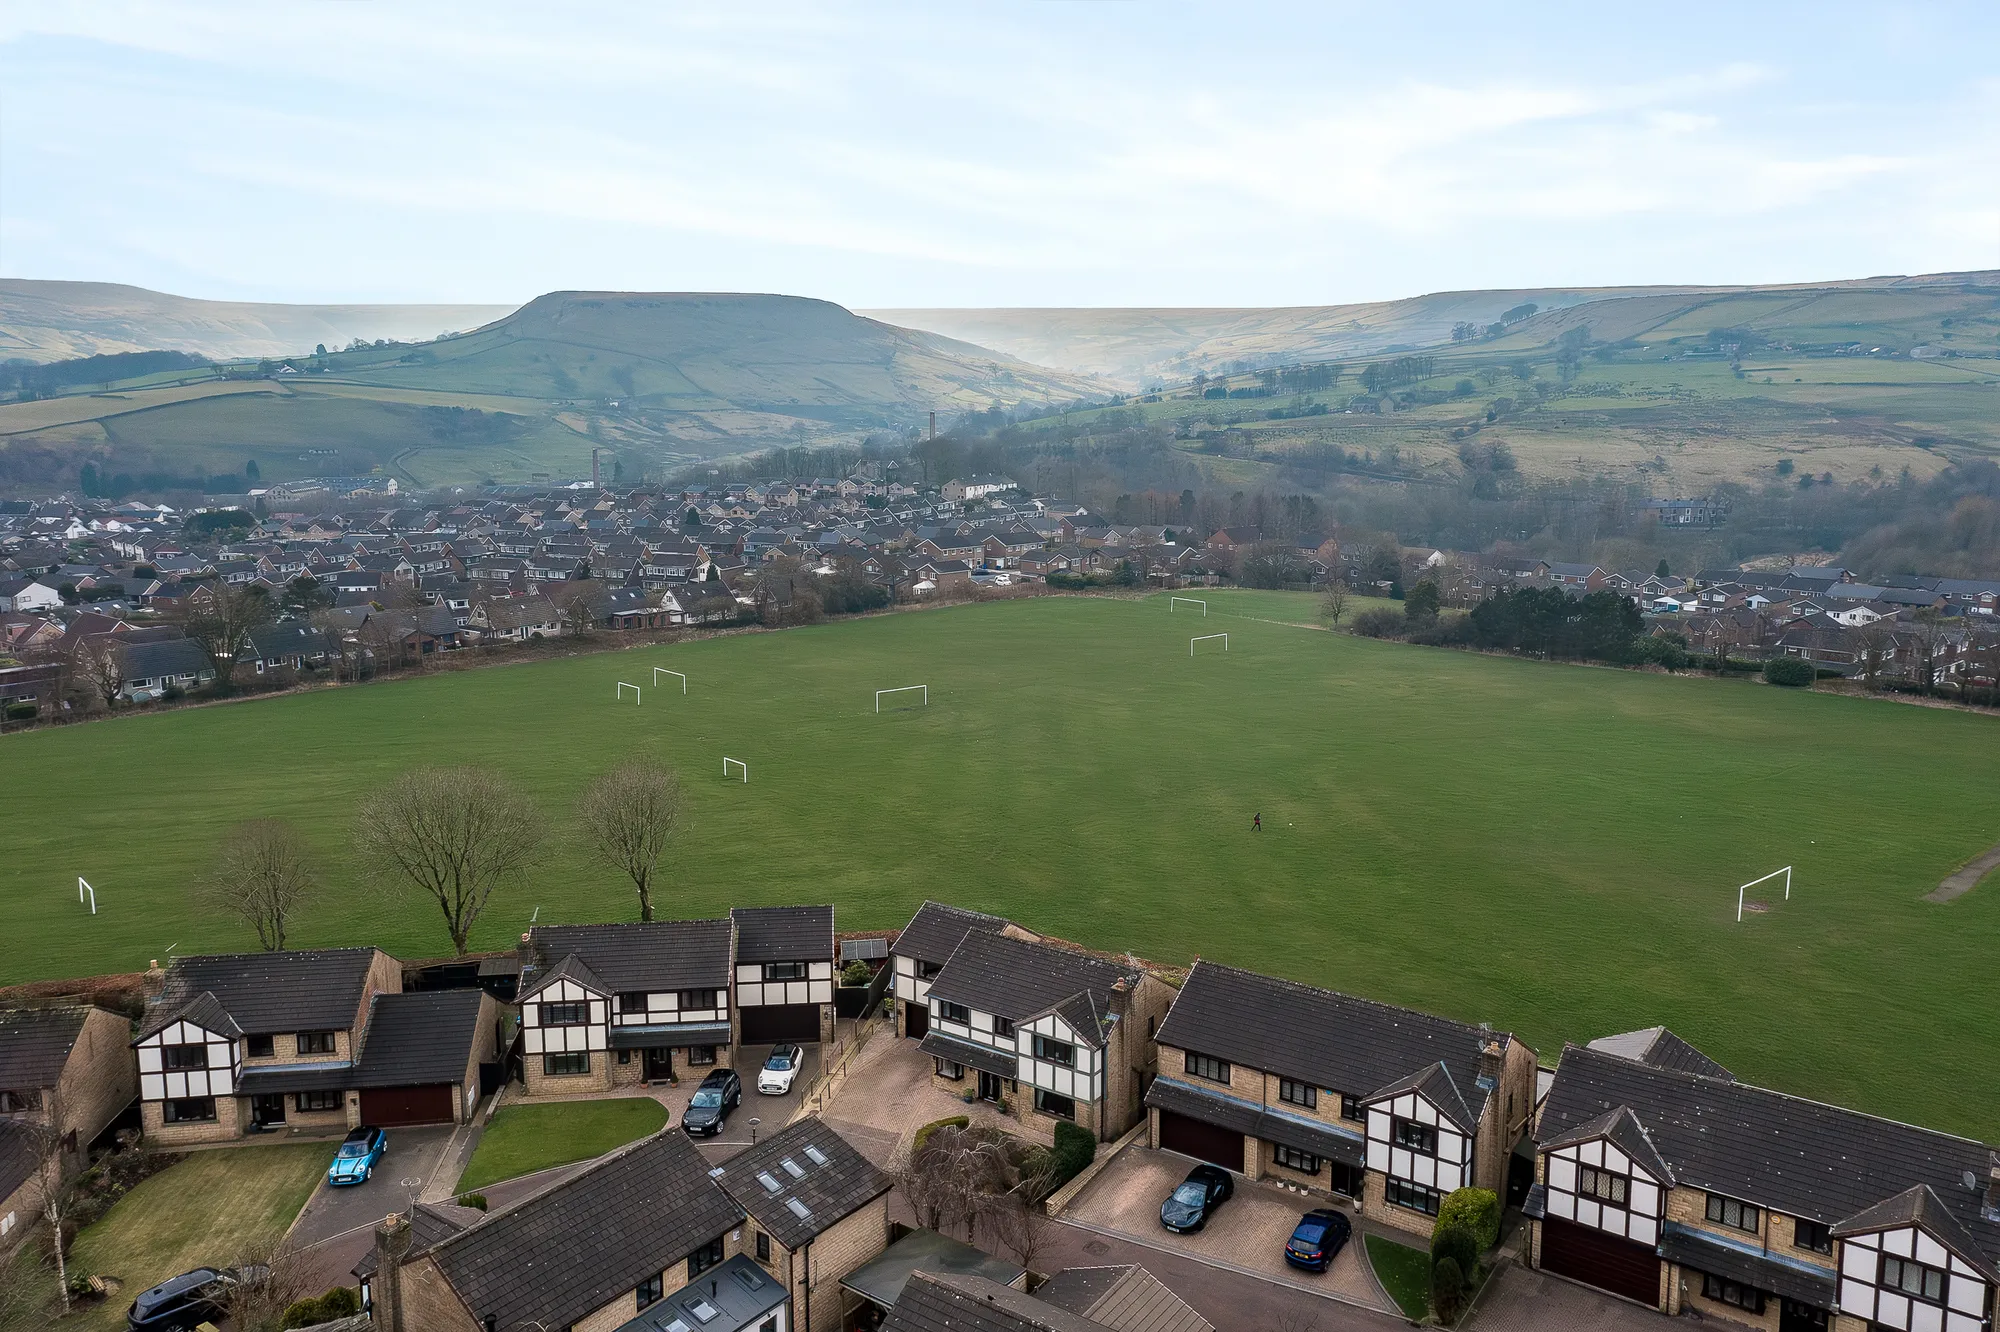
left=3, top=592, right=1998, bottom=1138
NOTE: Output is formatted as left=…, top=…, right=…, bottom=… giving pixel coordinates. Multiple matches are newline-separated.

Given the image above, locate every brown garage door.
left=359, top=1084, right=456, bottom=1127
left=741, top=1004, right=821, bottom=1044
left=1158, top=1109, right=1244, bottom=1171
left=1540, top=1217, right=1661, bottom=1306
left=904, top=1000, right=929, bottom=1039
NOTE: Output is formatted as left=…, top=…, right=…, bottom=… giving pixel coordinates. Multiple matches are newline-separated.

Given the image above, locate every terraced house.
left=1527, top=1034, right=2000, bottom=1332
left=1143, top=961, right=1539, bottom=1241
left=916, top=927, right=1173, bottom=1142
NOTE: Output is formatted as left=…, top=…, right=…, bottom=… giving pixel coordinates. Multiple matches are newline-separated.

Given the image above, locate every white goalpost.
left=1190, top=633, right=1229, bottom=657
left=1170, top=597, right=1208, bottom=616
left=78, top=877, right=97, bottom=915
left=652, top=667, right=687, bottom=694
left=723, top=757, right=748, bottom=783
left=876, top=685, right=929, bottom=713
left=1736, top=866, right=1793, bottom=922
left=616, top=682, right=641, bottom=704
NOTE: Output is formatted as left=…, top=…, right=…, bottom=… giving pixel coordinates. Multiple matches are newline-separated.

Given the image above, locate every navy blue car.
left=1159, top=1163, right=1233, bottom=1233
left=1284, top=1207, right=1353, bottom=1271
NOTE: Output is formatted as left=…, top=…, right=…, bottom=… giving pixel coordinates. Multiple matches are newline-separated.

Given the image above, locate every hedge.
left=281, top=1286, right=362, bottom=1328
left=912, top=1115, right=968, bottom=1155
left=1431, top=1219, right=1479, bottom=1279
left=1763, top=657, right=1816, bottom=687
left=1026, top=1120, right=1099, bottom=1200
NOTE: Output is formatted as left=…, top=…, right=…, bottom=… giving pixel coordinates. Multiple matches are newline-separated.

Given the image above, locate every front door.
left=977, top=1071, right=1003, bottom=1102
left=644, top=1047, right=673, bottom=1081
left=251, top=1093, right=286, bottom=1126
left=1779, top=1299, right=1829, bottom=1332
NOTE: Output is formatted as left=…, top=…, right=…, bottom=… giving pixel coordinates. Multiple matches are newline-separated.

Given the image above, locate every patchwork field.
left=4, top=592, right=1998, bottom=1138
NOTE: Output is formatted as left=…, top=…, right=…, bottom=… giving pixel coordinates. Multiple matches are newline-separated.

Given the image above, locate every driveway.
left=1470, top=1262, right=1672, bottom=1332
left=1062, top=1144, right=1394, bottom=1314
left=288, top=1123, right=468, bottom=1248
left=821, top=1027, right=1051, bottom=1168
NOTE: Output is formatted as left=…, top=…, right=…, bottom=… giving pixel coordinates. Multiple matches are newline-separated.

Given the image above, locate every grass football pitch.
left=4, top=591, right=1998, bottom=1138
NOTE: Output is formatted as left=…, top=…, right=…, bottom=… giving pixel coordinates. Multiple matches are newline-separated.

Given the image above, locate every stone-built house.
left=1144, top=961, right=1538, bottom=1242
left=710, top=1116, right=894, bottom=1332
left=0, top=1004, right=139, bottom=1244
left=730, top=906, right=837, bottom=1046
left=891, top=901, right=1016, bottom=1041
left=1527, top=1035, right=2000, bottom=1332
left=917, top=930, right=1174, bottom=1143
left=517, top=920, right=736, bottom=1095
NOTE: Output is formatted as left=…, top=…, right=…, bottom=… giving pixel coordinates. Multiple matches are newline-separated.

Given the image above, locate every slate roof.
left=138, top=990, right=243, bottom=1043
left=883, top=1272, right=1111, bottom=1332
left=919, top=1031, right=1020, bottom=1082
left=1658, top=1224, right=1837, bottom=1307
left=0, top=1004, right=91, bottom=1088
left=1035, top=1266, right=1212, bottom=1332
left=353, top=990, right=485, bottom=1088
left=926, top=932, right=1138, bottom=1041
left=428, top=1131, right=743, bottom=1332
left=710, top=1116, right=891, bottom=1249
left=1539, top=1104, right=1675, bottom=1183
left=730, top=905, right=834, bottom=964
left=0, top=1119, right=38, bottom=1201
left=1156, top=961, right=1507, bottom=1125
left=1144, top=1076, right=1365, bottom=1169
left=517, top=952, right=608, bottom=1004
left=143, top=948, right=381, bottom=1040
left=614, top=1255, right=786, bottom=1332
left=1831, top=1184, right=1992, bottom=1271
left=236, top=1060, right=356, bottom=1096
left=1539, top=1044, right=2000, bottom=1266
left=523, top=920, right=731, bottom=995
left=1366, top=1062, right=1478, bottom=1134
left=351, top=1201, right=485, bottom=1280
left=895, top=901, right=1012, bottom=965
left=1586, top=1027, right=1734, bottom=1081
left=119, top=637, right=213, bottom=680
left=841, top=1228, right=1027, bottom=1311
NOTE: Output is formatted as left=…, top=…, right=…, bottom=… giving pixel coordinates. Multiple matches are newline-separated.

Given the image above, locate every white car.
left=757, top=1044, right=804, bottom=1095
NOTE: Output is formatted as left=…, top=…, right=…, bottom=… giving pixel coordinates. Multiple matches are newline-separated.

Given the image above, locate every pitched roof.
left=1035, top=1267, right=1212, bottom=1332
left=926, top=932, right=1139, bottom=1038
left=711, top=1116, right=891, bottom=1249
left=1586, top=1027, right=1733, bottom=1081
left=1539, top=1104, right=1675, bottom=1184
left=1831, top=1184, right=1992, bottom=1271
left=351, top=1202, right=485, bottom=1279
left=895, top=901, right=1012, bottom=965
left=883, top=1273, right=1111, bottom=1332
left=144, top=948, right=381, bottom=1039
left=353, top=990, right=486, bottom=1088
left=523, top=919, right=732, bottom=994
left=517, top=952, right=608, bottom=1003
left=118, top=636, right=212, bottom=679
left=730, top=905, right=834, bottom=964
left=1157, top=961, right=1506, bottom=1123
left=0, top=1005, right=92, bottom=1088
left=1539, top=1044, right=2000, bottom=1265
left=428, top=1131, right=743, bottom=1332
left=0, top=1119, right=39, bottom=1202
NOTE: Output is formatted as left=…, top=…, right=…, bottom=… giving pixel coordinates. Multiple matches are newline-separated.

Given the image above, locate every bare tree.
left=900, top=1125, right=1016, bottom=1240
left=173, top=584, right=277, bottom=688
left=202, top=819, right=317, bottom=950
left=355, top=767, right=546, bottom=954
left=26, top=1088, right=82, bottom=1316
left=1321, top=580, right=1349, bottom=628
left=219, top=1236, right=314, bottom=1332
left=577, top=759, right=684, bottom=921
left=983, top=1151, right=1061, bottom=1274
left=73, top=636, right=127, bottom=711
left=549, top=578, right=611, bottom=638
left=1857, top=623, right=1894, bottom=692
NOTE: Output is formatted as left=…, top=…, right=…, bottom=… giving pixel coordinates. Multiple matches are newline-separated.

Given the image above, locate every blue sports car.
left=327, top=1125, right=387, bottom=1186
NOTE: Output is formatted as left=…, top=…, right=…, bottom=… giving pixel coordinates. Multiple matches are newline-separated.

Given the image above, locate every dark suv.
left=681, top=1068, right=742, bottom=1137
left=127, top=1264, right=266, bottom=1330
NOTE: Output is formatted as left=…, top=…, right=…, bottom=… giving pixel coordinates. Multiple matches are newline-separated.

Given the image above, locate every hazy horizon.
left=3, top=2, right=1997, bottom=309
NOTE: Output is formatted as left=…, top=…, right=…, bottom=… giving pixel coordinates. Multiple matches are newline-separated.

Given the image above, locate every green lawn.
left=66, top=1144, right=332, bottom=1332
left=1365, top=1234, right=1432, bottom=1321
left=5, top=593, right=2000, bottom=1138
left=457, top=1097, right=670, bottom=1193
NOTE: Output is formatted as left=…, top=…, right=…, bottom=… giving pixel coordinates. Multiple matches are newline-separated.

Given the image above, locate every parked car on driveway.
left=1159, top=1162, right=1233, bottom=1233
left=758, top=1044, right=804, bottom=1095
left=127, top=1264, right=267, bottom=1330
left=1284, top=1207, right=1353, bottom=1271
left=682, top=1068, right=742, bottom=1137
left=327, top=1125, right=387, bottom=1186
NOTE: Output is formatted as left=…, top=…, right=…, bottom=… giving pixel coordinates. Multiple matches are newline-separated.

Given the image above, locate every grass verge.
left=457, top=1097, right=670, bottom=1193
left=1366, top=1233, right=1432, bottom=1321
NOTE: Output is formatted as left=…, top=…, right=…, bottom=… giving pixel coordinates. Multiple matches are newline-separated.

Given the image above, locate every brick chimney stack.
left=372, top=1212, right=412, bottom=1332
left=1478, top=1039, right=1504, bottom=1089
left=142, top=959, right=167, bottom=1004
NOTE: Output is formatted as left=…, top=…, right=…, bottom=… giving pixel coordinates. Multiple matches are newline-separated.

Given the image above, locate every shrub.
left=1763, top=657, right=1815, bottom=687
left=1408, top=611, right=1475, bottom=647
left=912, top=1115, right=968, bottom=1155
left=1437, top=1187, right=1501, bottom=1252
left=1351, top=607, right=1407, bottom=639
left=1431, top=1218, right=1480, bottom=1278
left=1431, top=1255, right=1467, bottom=1323
left=1038, top=1120, right=1098, bottom=1198
left=282, top=1286, right=361, bottom=1328
left=839, top=960, right=873, bottom=986
left=4, top=702, right=35, bottom=721
left=455, top=1191, right=488, bottom=1211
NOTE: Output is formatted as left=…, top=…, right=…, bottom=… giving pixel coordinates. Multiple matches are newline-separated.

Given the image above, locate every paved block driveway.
left=1469, top=1263, right=1673, bottom=1332
left=1064, top=1144, right=1393, bottom=1314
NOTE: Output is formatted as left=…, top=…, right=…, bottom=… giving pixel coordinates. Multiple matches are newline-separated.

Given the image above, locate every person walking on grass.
left=1253, top=812, right=1261, bottom=832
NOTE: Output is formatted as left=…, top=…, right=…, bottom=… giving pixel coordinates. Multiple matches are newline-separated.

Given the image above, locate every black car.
left=681, top=1068, right=742, bottom=1137
left=127, top=1264, right=266, bottom=1330
left=1284, top=1207, right=1353, bottom=1271
left=1159, top=1162, right=1233, bottom=1233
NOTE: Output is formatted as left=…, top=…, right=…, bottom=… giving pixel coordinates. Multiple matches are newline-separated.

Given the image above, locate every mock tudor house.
left=517, top=919, right=736, bottom=1094
left=1, top=1004, right=139, bottom=1244
left=1143, top=961, right=1538, bottom=1240
left=731, top=906, right=837, bottom=1045
left=1528, top=1034, right=2000, bottom=1332
left=917, top=929, right=1173, bottom=1142
left=891, top=901, right=1016, bottom=1040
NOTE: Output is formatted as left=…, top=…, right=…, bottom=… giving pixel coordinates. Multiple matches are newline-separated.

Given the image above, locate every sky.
left=2, top=2, right=1997, bottom=309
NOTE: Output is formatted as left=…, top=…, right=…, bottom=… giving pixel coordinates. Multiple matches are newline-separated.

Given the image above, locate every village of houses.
left=1, top=470, right=1996, bottom=717
left=4, top=892, right=1998, bottom=1332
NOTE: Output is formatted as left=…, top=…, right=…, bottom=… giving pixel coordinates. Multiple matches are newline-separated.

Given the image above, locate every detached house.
left=1144, top=961, right=1538, bottom=1240
left=731, top=906, right=837, bottom=1045
left=919, top=930, right=1173, bottom=1142
left=1, top=1005, right=139, bottom=1243
left=1528, top=1035, right=2000, bottom=1332
left=517, top=920, right=736, bottom=1094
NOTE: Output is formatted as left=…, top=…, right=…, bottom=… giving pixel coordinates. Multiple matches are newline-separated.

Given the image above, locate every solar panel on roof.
left=840, top=937, right=888, bottom=961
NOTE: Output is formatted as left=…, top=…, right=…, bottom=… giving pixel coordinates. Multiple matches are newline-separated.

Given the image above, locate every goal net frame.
left=652, top=667, right=687, bottom=694
left=723, top=757, right=748, bottom=783
left=876, top=685, right=929, bottom=713
left=616, top=682, right=641, bottom=704
left=1736, top=866, right=1792, bottom=922
left=1189, top=633, right=1229, bottom=656
left=1170, top=597, right=1208, bottom=616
